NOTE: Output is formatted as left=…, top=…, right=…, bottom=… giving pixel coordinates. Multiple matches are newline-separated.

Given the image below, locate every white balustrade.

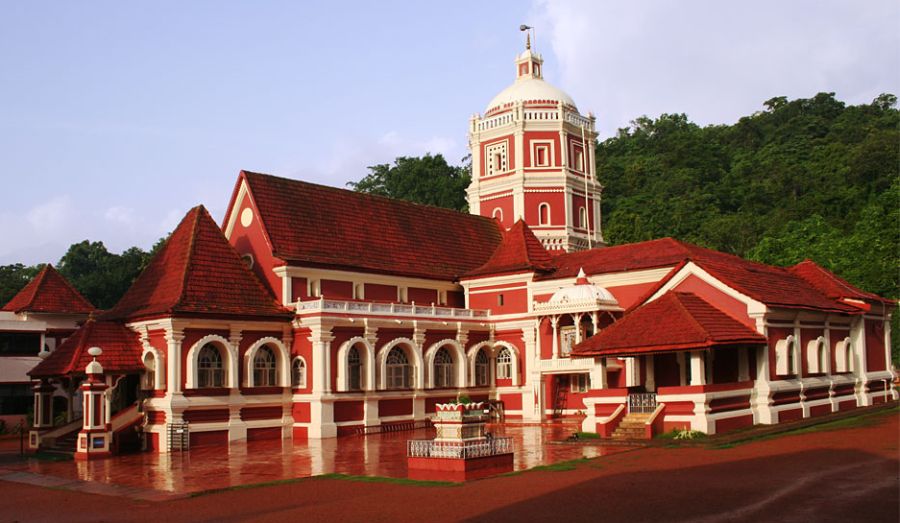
left=297, top=297, right=489, bottom=319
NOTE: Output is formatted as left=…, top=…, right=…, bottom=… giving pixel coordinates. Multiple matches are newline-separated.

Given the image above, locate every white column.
left=738, top=347, right=750, bottom=381
left=551, top=316, right=559, bottom=360
left=165, top=330, right=184, bottom=394
left=690, top=352, right=706, bottom=386
left=590, top=358, right=608, bottom=389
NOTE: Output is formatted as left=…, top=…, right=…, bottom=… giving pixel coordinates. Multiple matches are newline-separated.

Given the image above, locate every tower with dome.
left=467, top=35, right=604, bottom=252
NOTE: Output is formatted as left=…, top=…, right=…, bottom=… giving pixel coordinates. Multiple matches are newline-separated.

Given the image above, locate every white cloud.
left=534, top=0, right=900, bottom=137
left=26, top=195, right=76, bottom=233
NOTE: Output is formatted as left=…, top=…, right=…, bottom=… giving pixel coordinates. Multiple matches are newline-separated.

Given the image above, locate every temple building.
left=18, top=39, right=895, bottom=456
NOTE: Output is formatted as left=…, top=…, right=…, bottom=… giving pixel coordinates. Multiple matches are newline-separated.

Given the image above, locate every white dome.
left=549, top=283, right=617, bottom=306
left=548, top=268, right=618, bottom=306
left=486, top=77, right=577, bottom=113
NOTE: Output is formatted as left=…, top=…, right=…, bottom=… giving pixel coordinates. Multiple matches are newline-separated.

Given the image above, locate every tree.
left=348, top=154, right=470, bottom=211
left=0, top=264, right=43, bottom=307
left=57, top=241, right=152, bottom=309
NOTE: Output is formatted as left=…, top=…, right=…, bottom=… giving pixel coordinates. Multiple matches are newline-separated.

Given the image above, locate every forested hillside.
left=597, top=92, right=898, bottom=303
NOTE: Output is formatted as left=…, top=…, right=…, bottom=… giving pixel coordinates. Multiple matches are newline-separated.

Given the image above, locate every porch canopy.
left=29, top=318, right=144, bottom=379
left=571, top=291, right=765, bottom=357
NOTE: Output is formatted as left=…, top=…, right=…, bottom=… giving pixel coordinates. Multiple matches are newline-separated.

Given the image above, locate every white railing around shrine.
left=296, top=298, right=490, bottom=319
left=407, top=437, right=514, bottom=459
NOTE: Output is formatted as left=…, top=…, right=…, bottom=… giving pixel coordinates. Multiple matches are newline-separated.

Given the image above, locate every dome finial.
left=576, top=267, right=588, bottom=285
left=520, top=24, right=533, bottom=50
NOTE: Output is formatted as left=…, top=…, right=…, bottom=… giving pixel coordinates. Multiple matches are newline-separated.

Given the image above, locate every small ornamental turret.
left=76, top=346, right=112, bottom=460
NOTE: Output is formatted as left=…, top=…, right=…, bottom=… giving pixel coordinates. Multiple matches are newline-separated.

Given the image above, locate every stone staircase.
left=610, top=412, right=653, bottom=440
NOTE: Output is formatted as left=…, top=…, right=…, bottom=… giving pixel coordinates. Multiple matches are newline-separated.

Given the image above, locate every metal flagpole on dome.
left=581, top=125, right=592, bottom=249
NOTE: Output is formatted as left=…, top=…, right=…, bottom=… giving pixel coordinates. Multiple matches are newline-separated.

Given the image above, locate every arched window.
left=348, top=346, right=362, bottom=391
left=493, top=208, right=503, bottom=222
left=292, top=357, right=307, bottom=388
left=775, top=336, right=797, bottom=376
left=142, top=352, right=156, bottom=390
left=497, top=347, right=512, bottom=380
left=579, top=207, right=588, bottom=229
left=539, top=203, right=550, bottom=225
left=386, top=347, right=411, bottom=389
left=835, top=338, right=853, bottom=373
left=253, top=346, right=278, bottom=386
left=433, top=347, right=454, bottom=388
left=198, top=344, right=225, bottom=388
left=475, top=349, right=490, bottom=387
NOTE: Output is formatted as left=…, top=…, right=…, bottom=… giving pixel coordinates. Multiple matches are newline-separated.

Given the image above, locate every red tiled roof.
left=29, top=319, right=143, bottom=378
left=231, top=171, right=504, bottom=280
left=572, top=291, right=766, bottom=357
left=543, top=238, right=863, bottom=314
left=105, top=205, right=293, bottom=322
left=463, top=220, right=554, bottom=278
left=788, top=260, right=894, bottom=306
left=1, top=265, right=95, bottom=315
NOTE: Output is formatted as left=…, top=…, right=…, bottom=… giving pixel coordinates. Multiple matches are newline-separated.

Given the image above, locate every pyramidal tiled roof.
left=104, top=205, right=292, bottom=322
left=230, top=171, right=504, bottom=280
left=1, top=264, right=95, bottom=315
left=572, top=291, right=766, bottom=357
left=464, top=220, right=554, bottom=278
left=29, top=319, right=143, bottom=378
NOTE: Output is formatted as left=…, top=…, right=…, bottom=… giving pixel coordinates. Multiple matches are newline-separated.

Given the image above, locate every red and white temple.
left=13, top=38, right=896, bottom=455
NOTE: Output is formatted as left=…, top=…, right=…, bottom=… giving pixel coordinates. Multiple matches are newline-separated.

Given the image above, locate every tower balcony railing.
left=296, top=297, right=490, bottom=320
left=475, top=107, right=594, bottom=132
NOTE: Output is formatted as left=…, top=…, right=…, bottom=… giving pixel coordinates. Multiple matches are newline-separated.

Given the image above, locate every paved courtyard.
left=0, top=422, right=631, bottom=496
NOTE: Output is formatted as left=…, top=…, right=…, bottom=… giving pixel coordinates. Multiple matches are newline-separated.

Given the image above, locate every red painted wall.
left=479, top=135, right=515, bottom=175
left=481, top=194, right=514, bottom=227
left=524, top=192, right=565, bottom=227
left=292, top=328, right=312, bottom=393
left=378, top=398, right=412, bottom=417
left=469, top=287, right=528, bottom=315
left=606, top=282, right=658, bottom=310
left=865, top=319, right=886, bottom=372
left=523, top=132, right=561, bottom=167
left=447, top=291, right=465, bottom=308
left=333, top=401, right=364, bottom=422
left=321, top=279, right=353, bottom=300
left=291, top=277, right=308, bottom=302
left=365, top=283, right=397, bottom=302
left=408, top=287, right=438, bottom=305
left=229, top=200, right=282, bottom=301
left=672, top=274, right=753, bottom=327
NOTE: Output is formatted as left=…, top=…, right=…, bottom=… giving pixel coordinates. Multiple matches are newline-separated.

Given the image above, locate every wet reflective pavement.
left=1, top=423, right=636, bottom=495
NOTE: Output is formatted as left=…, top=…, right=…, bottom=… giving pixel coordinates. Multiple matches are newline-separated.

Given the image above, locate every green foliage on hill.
left=598, top=92, right=898, bottom=302
left=348, top=153, right=471, bottom=212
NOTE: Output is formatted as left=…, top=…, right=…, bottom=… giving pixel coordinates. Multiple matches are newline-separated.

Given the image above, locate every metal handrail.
left=627, top=393, right=657, bottom=413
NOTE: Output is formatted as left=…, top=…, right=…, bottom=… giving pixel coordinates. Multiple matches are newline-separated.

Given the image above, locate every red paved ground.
left=1, top=412, right=897, bottom=522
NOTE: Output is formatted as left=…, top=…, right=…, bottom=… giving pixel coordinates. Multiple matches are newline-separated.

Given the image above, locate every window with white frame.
left=572, top=144, right=584, bottom=172
left=253, top=345, right=278, bottom=386
left=433, top=347, right=454, bottom=388
left=806, top=337, right=828, bottom=374
left=775, top=336, right=797, bottom=376
left=560, top=326, right=578, bottom=357
left=538, top=203, right=551, bottom=225
left=348, top=345, right=362, bottom=391
left=496, top=347, right=512, bottom=379
left=532, top=142, right=551, bottom=167
left=834, top=337, right=853, bottom=373
left=292, top=357, right=307, bottom=388
left=386, top=347, right=411, bottom=389
left=485, top=142, right=508, bottom=176
left=579, top=207, right=588, bottom=229
left=197, top=344, right=225, bottom=388
left=475, top=349, right=490, bottom=386
left=571, top=374, right=589, bottom=393
left=492, top=207, right=503, bottom=222
left=142, top=352, right=156, bottom=390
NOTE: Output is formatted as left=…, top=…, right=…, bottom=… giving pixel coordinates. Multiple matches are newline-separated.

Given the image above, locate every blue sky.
left=1, top=0, right=898, bottom=265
